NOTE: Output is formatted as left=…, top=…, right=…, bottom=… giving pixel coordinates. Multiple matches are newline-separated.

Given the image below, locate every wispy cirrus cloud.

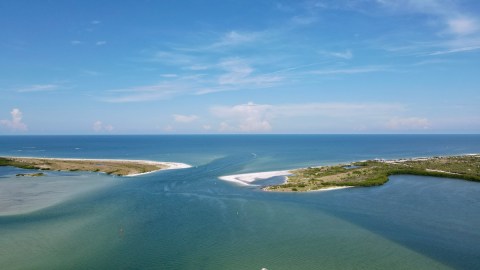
left=377, top=0, right=479, bottom=36
left=150, top=50, right=195, bottom=65
left=428, top=45, right=480, bottom=55
left=210, top=31, right=260, bottom=48
left=210, top=101, right=406, bottom=132
left=318, top=49, right=353, bottom=60
left=217, top=58, right=282, bottom=86
left=311, top=65, right=388, bottom=75
left=16, top=84, right=60, bottom=93
left=104, top=82, right=189, bottom=103
left=375, top=0, right=480, bottom=55
left=105, top=55, right=287, bottom=101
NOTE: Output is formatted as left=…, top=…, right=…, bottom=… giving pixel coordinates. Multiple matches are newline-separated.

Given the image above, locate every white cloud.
left=91, top=20, right=101, bottom=25
left=93, top=121, right=102, bottom=132
left=1, top=108, right=28, bottom=131
left=93, top=120, right=114, bottom=132
left=17, top=84, right=59, bottom=93
left=210, top=101, right=406, bottom=132
left=96, top=41, right=107, bottom=46
left=219, top=122, right=231, bottom=132
left=447, top=17, right=478, bottom=36
left=386, top=117, right=430, bottom=130
left=211, top=102, right=273, bottom=132
left=173, top=114, right=198, bottom=123
left=71, top=40, right=82, bottom=45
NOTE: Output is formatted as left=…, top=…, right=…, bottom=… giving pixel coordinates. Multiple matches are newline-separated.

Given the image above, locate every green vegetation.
left=0, top=156, right=167, bottom=176
left=265, top=155, right=480, bottom=192
left=0, top=157, right=43, bottom=170
left=16, top=173, right=45, bottom=177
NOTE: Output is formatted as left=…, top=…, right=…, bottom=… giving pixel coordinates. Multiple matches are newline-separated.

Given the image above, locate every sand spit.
left=219, top=170, right=292, bottom=186
left=1, top=156, right=191, bottom=177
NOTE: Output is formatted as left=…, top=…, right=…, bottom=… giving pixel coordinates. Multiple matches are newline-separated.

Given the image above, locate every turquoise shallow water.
left=0, top=135, right=480, bottom=269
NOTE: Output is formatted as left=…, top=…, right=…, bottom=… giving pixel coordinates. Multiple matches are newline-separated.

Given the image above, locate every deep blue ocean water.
left=0, top=135, right=479, bottom=269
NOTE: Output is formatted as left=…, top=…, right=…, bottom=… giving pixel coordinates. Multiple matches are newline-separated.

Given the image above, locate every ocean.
left=0, top=135, right=479, bottom=269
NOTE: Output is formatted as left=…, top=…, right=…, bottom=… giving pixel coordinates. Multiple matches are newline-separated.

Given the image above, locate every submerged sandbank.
left=0, top=170, right=115, bottom=216
left=0, top=156, right=191, bottom=176
left=0, top=157, right=191, bottom=215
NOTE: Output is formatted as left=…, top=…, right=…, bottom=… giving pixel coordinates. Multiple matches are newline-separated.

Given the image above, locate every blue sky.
left=1, top=0, right=479, bottom=134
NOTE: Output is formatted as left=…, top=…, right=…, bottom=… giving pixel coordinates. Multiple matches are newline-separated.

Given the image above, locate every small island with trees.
left=265, top=154, right=480, bottom=192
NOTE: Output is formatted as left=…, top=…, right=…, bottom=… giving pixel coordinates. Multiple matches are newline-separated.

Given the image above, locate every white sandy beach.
left=219, top=169, right=353, bottom=192
left=219, top=170, right=292, bottom=186
left=307, top=186, right=353, bottom=192
left=125, top=161, right=192, bottom=177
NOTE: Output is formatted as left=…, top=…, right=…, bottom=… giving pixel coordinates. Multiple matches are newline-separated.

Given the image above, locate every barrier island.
left=265, top=154, right=480, bottom=191
left=0, top=156, right=191, bottom=177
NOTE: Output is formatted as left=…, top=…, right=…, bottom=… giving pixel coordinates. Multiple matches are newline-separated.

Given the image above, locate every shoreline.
left=219, top=153, right=480, bottom=192
left=219, top=170, right=292, bottom=186
left=0, top=156, right=191, bottom=177
left=219, top=170, right=352, bottom=192
left=124, top=162, right=192, bottom=177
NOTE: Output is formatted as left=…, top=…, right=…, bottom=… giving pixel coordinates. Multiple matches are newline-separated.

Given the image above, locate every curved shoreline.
left=219, top=170, right=352, bottom=192
left=219, top=170, right=292, bottom=186
left=219, top=154, right=480, bottom=192
left=0, top=156, right=191, bottom=177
